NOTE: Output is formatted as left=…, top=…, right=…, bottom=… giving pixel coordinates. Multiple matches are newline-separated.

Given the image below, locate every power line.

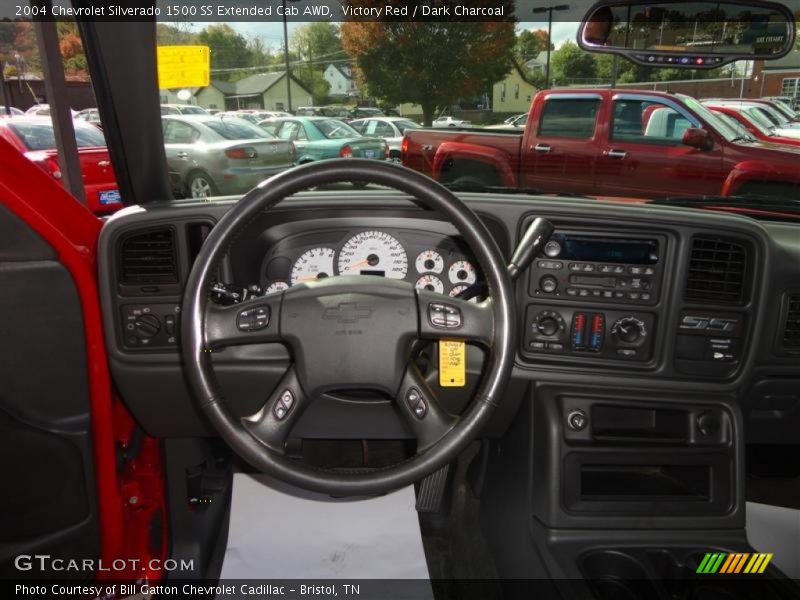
left=210, top=57, right=354, bottom=74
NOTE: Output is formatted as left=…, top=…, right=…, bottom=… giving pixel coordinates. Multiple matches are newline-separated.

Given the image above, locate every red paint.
left=402, top=89, right=800, bottom=200
left=0, top=117, right=122, bottom=215
left=0, top=135, right=166, bottom=584
left=707, top=105, right=800, bottom=148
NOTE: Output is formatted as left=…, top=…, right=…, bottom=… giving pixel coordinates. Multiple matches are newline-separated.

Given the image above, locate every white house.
left=324, top=64, right=358, bottom=98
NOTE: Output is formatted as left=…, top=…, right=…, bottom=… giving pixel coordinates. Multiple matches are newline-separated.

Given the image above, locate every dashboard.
left=97, top=193, right=800, bottom=445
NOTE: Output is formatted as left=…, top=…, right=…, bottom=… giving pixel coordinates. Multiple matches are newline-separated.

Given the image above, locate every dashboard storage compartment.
left=564, top=452, right=733, bottom=515
left=591, top=405, right=689, bottom=442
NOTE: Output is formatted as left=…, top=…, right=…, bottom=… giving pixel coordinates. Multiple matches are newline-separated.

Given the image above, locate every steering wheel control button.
left=428, top=302, right=462, bottom=329
left=237, top=306, right=270, bottom=331
left=567, top=410, right=588, bottom=432
left=406, top=387, right=427, bottom=419
left=273, top=389, right=295, bottom=420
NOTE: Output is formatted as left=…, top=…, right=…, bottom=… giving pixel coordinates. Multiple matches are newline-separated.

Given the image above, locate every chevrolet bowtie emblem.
left=323, top=302, right=373, bottom=323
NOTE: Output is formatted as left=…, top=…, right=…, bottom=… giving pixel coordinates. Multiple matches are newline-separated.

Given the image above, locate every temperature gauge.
left=448, top=260, right=477, bottom=285
left=416, top=275, right=444, bottom=294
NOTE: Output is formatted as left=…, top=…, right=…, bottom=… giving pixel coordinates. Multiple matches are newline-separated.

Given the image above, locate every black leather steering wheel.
left=181, top=159, right=515, bottom=496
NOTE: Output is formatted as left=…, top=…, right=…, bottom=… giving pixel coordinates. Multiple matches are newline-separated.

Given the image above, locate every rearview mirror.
left=578, top=0, right=796, bottom=69
left=682, top=128, right=712, bottom=151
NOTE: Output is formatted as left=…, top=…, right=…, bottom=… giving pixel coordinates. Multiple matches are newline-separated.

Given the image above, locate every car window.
left=259, top=121, right=280, bottom=135
left=612, top=100, right=693, bottom=145
left=538, top=98, right=599, bottom=139
left=179, top=106, right=207, bottom=115
left=349, top=120, right=365, bottom=133
left=315, top=119, right=360, bottom=139
left=277, top=121, right=300, bottom=141
left=163, top=120, right=201, bottom=144
left=373, top=121, right=394, bottom=137
left=394, top=120, right=421, bottom=134
left=9, top=121, right=106, bottom=150
left=204, top=118, right=271, bottom=140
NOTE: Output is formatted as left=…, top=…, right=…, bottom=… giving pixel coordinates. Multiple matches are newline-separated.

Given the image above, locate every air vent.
left=782, top=293, right=800, bottom=351
left=684, top=237, right=747, bottom=304
left=119, top=228, right=178, bottom=284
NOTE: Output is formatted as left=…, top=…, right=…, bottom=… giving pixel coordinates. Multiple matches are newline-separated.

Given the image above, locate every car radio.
left=529, top=232, right=665, bottom=306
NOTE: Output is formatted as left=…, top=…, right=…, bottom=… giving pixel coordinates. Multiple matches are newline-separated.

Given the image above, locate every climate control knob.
left=611, top=316, right=646, bottom=344
left=534, top=310, right=564, bottom=337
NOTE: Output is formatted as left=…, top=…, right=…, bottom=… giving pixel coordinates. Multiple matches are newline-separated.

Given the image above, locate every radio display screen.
left=558, top=235, right=659, bottom=264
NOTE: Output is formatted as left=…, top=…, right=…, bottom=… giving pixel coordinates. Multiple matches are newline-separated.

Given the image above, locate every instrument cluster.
left=260, top=228, right=480, bottom=298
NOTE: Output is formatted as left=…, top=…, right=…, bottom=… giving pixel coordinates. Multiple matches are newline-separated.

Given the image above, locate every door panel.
left=596, top=98, right=725, bottom=198
left=0, top=205, right=98, bottom=578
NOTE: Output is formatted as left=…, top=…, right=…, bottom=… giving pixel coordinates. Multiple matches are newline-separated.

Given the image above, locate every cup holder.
left=581, top=551, right=660, bottom=600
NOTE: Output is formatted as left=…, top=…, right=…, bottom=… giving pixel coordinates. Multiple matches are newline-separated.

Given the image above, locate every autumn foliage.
left=341, top=4, right=516, bottom=124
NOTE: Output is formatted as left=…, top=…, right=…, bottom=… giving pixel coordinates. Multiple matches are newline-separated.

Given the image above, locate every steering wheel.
left=181, top=159, right=515, bottom=496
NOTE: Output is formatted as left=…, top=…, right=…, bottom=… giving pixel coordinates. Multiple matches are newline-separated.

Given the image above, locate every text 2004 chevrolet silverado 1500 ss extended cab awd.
left=402, top=89, right=800, bottom=199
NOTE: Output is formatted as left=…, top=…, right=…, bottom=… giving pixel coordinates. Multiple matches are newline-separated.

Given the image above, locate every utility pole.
left=282, top=0, right=292, bottom=112
left=532, top=4, right=569, bottom=89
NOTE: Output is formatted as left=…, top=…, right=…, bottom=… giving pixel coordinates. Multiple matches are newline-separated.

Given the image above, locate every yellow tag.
left=157, top=46, right=210, bottom=89
left=439, top=340, right=466, bottom=387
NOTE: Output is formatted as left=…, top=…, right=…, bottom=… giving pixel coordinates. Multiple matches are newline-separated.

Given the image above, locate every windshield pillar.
left=33, top=1, right=86, bottom=204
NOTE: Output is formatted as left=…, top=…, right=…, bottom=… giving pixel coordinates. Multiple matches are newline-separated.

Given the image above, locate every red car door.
left=594, top=94, right=725, bottom=198
left=523, top=93, right=602, bottom=196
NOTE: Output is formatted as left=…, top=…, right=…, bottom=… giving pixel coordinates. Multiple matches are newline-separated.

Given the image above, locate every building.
left=493, top=61, right=538, bottom=114
left=525, top=51, right=550, bottom=75
left=755, top=50, right=800, bottom=104
left=323, top=64, right=357, bottom=98
left=192, top=71, right=313, bottom=112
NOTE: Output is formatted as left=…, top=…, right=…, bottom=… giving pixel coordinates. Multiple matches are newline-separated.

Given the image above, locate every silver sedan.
left=162, top=115, right=296, bottom=199
left=348, top=117, right=422, bottom=162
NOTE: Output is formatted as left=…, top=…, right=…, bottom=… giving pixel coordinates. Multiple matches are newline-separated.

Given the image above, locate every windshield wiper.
left=731, top=135, right=756, bottom=143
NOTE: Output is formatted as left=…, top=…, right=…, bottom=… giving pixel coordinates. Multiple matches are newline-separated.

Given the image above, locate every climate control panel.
left=523, top=305, right=656, bottom=362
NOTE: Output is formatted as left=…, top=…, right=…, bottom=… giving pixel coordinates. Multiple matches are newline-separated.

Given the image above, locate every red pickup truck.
left=401, top=89, right=800, bottom=199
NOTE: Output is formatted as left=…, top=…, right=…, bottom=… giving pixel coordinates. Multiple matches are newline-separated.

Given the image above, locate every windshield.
left=204, top=119, right=273, bottom=140
left=679, top=96, right=741, bottom=143
left=3, top=0, right=800, bottom=211
left=9, top=121, right=106, bottom=151
left=314, top=119, right=360, bottom=139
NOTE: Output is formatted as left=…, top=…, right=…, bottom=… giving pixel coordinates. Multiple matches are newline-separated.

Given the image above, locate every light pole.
left=532, top=4, right=569, bottom=89
left=282, top=0, right=292, bottom=112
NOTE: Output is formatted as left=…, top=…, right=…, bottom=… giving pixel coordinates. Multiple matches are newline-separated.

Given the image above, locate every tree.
left=291, top=23, right=344, bottom=64
left=550, top=41, right=597, bottom=85
left=515, top=29, right=551, bottom=59
left=156, top=23, right=197, bottom=46
left=342, top=10, right=516, bottom=125
left=196, top=24, right=253, bottom=79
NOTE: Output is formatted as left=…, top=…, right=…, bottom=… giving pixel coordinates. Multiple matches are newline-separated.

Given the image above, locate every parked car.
left=264, top=111, right=292, bottom=118
left=218, top=111, right=270, bottom=125
left=257, top=116, right=388, bottom=165
left=24, top=104, right=79, bottom=117
left=295, top=106, right=326, bottom=117
left=75, top=108, right=103, bottom=128
left=0, top=116, right=120, bottom=214
left=348, top=117, right=422, bottom=162
left=432, top=115, right=471, bottom=127
left=402, top=89, right=800, bottom=199
left=162, top=115, right=296, bottom=199
left=759, top=97, right=800, bottom=121
left=704, top=99, right=800, bottom=131
left=0, top=106, right=23, bottom=117
left=702, top=101, right=800, bottom=145
left=349, top=107, right=384, bottom=120
left=160, top=104, right=209, bottom=116
left=487, top=113, right=528, bottom=130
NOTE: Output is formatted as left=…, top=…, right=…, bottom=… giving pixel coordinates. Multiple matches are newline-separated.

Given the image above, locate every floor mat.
left=220, top=472, right=433, bottom=590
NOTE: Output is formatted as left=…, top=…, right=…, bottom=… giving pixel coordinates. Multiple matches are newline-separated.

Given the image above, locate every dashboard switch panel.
left=121, top=304, right=181, bottom=350
left=525, top=305, right=655, bottom=362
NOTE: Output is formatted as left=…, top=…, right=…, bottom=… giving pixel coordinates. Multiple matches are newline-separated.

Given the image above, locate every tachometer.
left=290, top=247, right=336, bottom=285
left=448, top=260, right=477, bottom=285
left=265, top=280, right=289, bottom=294
left=337, top=231, right=408, bottom=279
left=415, top=250, right=444, bottom=274
left=415, top=275, right=444, bottom=294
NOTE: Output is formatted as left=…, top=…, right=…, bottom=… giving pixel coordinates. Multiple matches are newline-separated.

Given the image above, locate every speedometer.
left=337, top=231, right=408, bottom=279
left=290, top=247, right=336, bottom=285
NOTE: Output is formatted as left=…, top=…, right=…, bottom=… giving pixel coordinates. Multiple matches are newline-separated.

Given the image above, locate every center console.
left=522, top=228, right=667, bottom=365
